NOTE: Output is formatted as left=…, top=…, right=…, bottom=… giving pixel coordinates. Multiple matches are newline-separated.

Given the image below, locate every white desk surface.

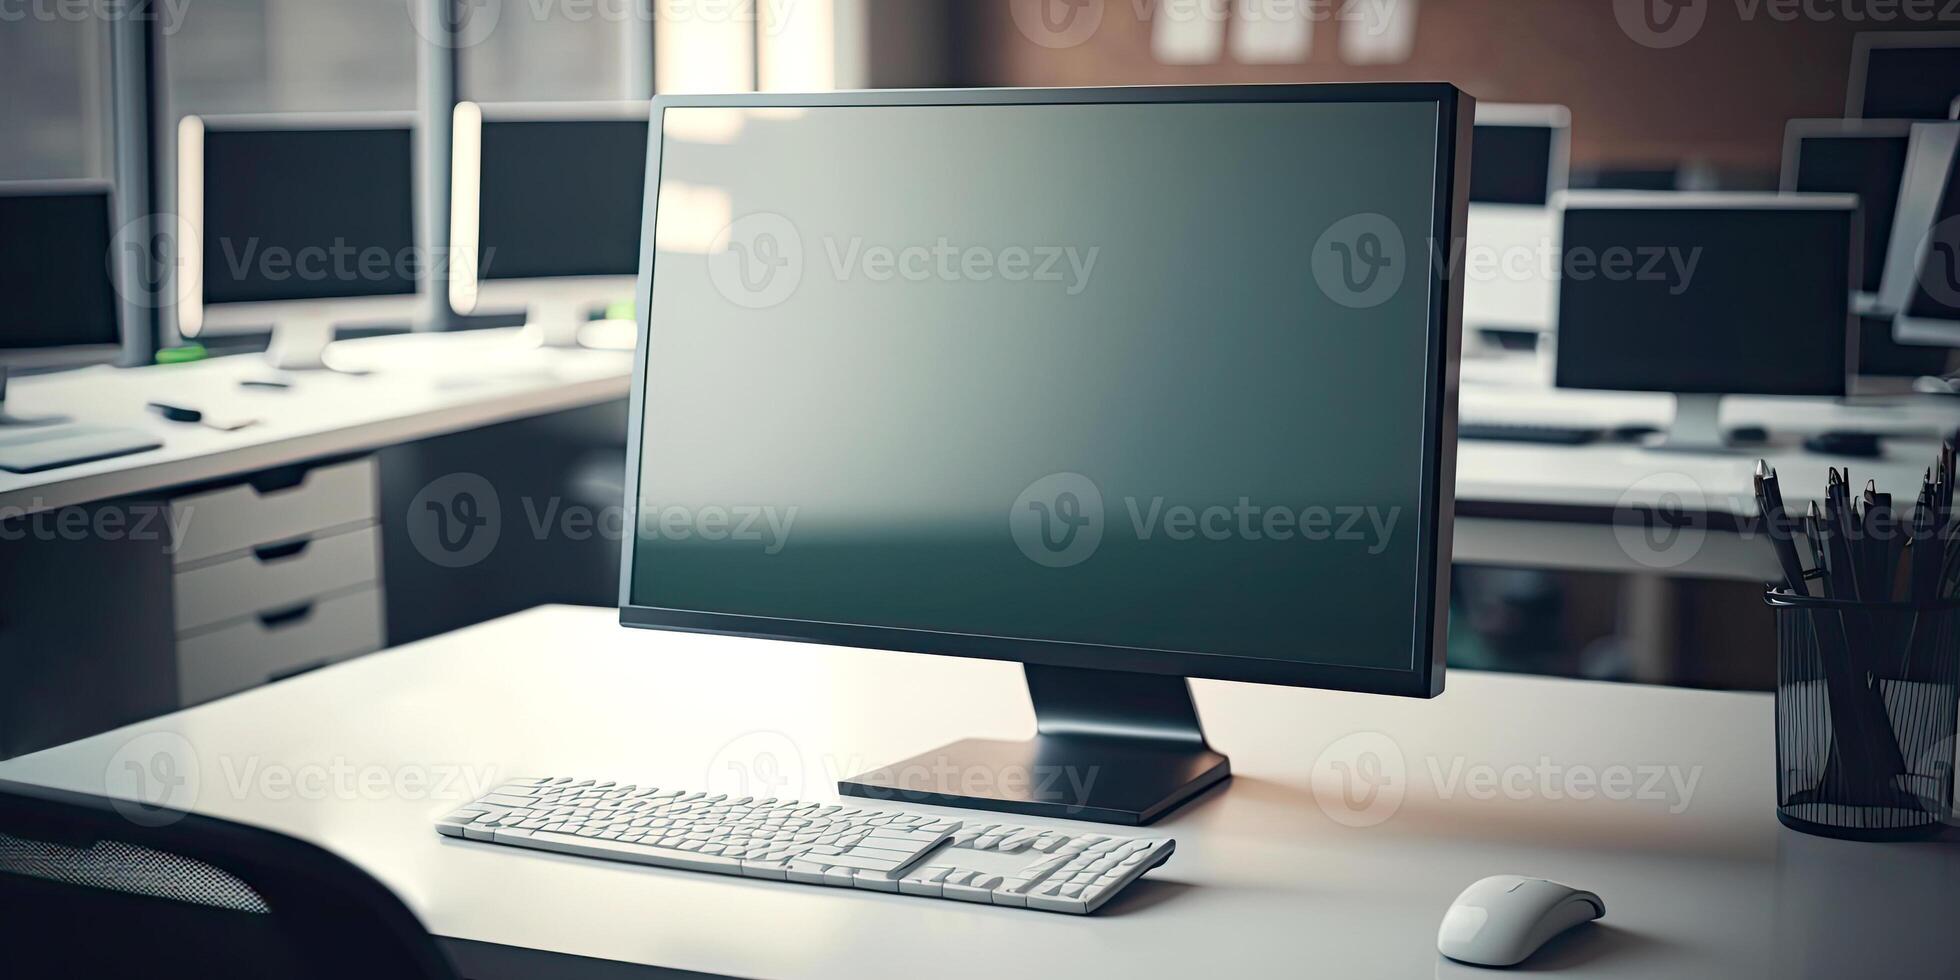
left=2, top=604, right=1951, bottom=979
left=0, top=329, right=633, bottom=515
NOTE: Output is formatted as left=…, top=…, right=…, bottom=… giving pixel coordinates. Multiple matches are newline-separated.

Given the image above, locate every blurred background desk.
left=0, top=330, right=633, bottom=759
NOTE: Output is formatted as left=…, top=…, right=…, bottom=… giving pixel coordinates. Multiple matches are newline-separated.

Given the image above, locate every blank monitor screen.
left=1556, top=203, right=1852, bottom=396
left=478, top=119, right=648, bottom=280
left=631, top=98, right=1453, bottom=677
left=199, top=126, right=416, bottom=305
left=1858, top=44, right=1960, bottom=120
left=0, top=188, right=120, bottom=351
left=1792, top=133, right=1909, bottom=293
left=1471, top=125, right=1555, bottom=205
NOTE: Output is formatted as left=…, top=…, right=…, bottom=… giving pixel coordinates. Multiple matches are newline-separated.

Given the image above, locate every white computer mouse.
left=1437, top=875, right=1605, bottom=967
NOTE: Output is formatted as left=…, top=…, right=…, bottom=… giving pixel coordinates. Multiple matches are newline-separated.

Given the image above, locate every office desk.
left=1, top=604, right=1949, bottom=979
left=0, top=329, right=633, bottom=515
left=1454, top=362, right=1960, bottom=579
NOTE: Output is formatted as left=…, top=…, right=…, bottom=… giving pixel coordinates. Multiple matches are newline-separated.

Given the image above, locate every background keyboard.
left=437, top=777, right=1176, bottom=914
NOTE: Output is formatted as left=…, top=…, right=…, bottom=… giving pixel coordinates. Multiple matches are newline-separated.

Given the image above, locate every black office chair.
left=0, top=779, right=455, bottom=980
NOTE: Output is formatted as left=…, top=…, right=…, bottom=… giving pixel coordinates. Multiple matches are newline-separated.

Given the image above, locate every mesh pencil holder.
left=1768, top=590, right=1960, bottom=840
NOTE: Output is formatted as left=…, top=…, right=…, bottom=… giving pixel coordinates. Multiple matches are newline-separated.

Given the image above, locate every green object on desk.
left=603, top=298, right=635, bottom=322
left=155, top=344, right=208, bottom=365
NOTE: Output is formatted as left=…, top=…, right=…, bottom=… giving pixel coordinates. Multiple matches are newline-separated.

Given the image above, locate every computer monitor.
left=1463, top=105, right=1570, bottom=341
left=448, top=101, right=649, bottom=348
left=1470, top=103, right=1569, bottom=206
left=0, top=180, right=124, bottom=425
left=1877, top=123, right=1960, bottom=347
left=1849, top=32, right=1960, bottom=121
left=620, top=84, right=1472, bottom=825
left=177, top=112, right=420, bottom=371
left=1554, top=192, right=1857, bottom=452
left=1782, top=119, right=1912, bottom=310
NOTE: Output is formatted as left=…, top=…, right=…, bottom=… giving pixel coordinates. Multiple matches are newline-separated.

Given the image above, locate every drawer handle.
left=256, top=602, right=316, bottom=631
left=253, top=539, right=312, bottom=564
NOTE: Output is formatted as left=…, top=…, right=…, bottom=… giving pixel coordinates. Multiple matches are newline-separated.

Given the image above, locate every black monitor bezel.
left=619, top=84, right=1470, bottom=700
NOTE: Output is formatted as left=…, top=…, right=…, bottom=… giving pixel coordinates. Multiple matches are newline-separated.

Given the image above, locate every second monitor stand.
left=838, top=663, right=1231, bottom=826
left=1650, top=392, right=1733, bottom=453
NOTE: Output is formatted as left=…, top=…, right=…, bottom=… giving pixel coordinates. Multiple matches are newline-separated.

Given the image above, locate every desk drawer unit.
left=169, top=457, right=378, bottom=566
left=173, top=525, right=381, bottom=634
left=176, top=586, right=384, bottom=706
left=169, top=457, right=386, bottom=705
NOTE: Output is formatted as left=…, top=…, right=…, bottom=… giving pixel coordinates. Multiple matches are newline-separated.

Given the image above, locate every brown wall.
left=951, top=1, right=1957, bottom=175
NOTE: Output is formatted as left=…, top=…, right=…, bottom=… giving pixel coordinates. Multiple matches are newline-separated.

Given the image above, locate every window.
left=165, top=0, right=417, bottom=115
left=0, top=15, right=111, bottom=179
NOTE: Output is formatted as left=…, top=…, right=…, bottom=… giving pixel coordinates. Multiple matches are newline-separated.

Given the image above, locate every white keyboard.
left=437, top=776, right=1176, bottom=914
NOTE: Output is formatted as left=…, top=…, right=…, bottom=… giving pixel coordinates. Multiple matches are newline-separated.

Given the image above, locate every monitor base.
left=1648, top=392, right=1737, bottom=453
left=265, top=316, right=341, bottom=372
left=838, top=664, right=1230, bottom=826
left=0, top=369, right=68, bottom=427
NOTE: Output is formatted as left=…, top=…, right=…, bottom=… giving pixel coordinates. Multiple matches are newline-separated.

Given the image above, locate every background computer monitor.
left=1470, top=103, right=1570, bottom=206
left=1462, top=104, right=1570, bottom=344
left=1554, top=192, right=1856, bottom=451
left=622, top=85, right=1472, bottom=824
left=449, top=101, right=649, bottom=348
left=177, top=112, right=420, bottom=370
left=1782, top=118, right=1911, bottom=308
left=1876, top=123, right=1960, bottom=346
left=1850, top=32, right=1960, bottom=120
left=0, top=180, right=124, bottom=424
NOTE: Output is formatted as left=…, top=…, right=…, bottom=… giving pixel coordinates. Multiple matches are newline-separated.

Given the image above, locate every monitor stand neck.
left=0, top=367, right=70, bottom=427
left=519, top=298, right=589, bottom=349
left=1651, top=392, right=1732, bottom=453
left=265, top=314, right=340, bottom=372
left=838, top=663, right=1231, bottom=826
